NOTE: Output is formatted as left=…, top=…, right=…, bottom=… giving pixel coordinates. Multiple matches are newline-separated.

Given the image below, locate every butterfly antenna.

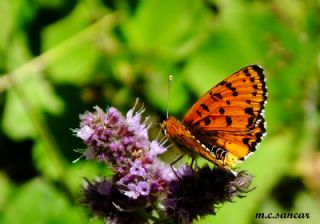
left=166, top=75, right=174, bottom=118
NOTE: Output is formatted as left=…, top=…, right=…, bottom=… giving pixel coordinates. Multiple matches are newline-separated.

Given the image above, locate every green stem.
left=0, top=12, right=118, bottom=92
left=0, top=12, right=119, bottom=198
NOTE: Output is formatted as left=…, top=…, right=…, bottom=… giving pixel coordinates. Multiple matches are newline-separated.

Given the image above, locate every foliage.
left=1, top=0, right=320, bottom=223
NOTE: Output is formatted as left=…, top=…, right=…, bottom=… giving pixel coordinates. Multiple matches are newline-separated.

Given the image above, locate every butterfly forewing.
left=183, top=65, right=267, bottom=132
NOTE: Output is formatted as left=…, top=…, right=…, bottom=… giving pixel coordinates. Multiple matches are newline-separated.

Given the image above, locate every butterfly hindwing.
left=198, top=117, right=266, bottom=159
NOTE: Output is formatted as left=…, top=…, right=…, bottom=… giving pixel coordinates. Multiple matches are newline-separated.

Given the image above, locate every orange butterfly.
left=162, top=65, right=267, bottom=173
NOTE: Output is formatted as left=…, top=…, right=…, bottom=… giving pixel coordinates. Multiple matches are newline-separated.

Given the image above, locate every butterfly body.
left=163, top=116, right=238, bottom=170
left=162, top=65, right=267, bottom=172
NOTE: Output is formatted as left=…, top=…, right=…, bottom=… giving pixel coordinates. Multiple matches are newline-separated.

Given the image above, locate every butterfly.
left=162, top=65, right=267, bottom=173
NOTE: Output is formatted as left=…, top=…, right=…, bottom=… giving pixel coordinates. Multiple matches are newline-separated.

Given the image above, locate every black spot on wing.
left=226, top=116, right=232, bottom=126
left=214, top=93, right=223, bottom=99
left=210, top=92, right=223, bottom=101
left=244, top=107, right=254, bottom=116
left=247, top=117, right=255, bottom=128
left=219, top=80, right=227, bottom=86
left=242, top=138, right=250, bottom=148
left=244, top=68, right=250, bottom=76
left=225, top=82, right=236, bottom=91
left=204, top=117, right=211, bottom=125
left=255, top=133, right=262, bottom=140
left=252, top=65, right=263, bottom=74
left=200, top=103, right=209, bottom=112
left=219, top=107, right=225, bottom=115
left=250, top=142, right=257, bottom=151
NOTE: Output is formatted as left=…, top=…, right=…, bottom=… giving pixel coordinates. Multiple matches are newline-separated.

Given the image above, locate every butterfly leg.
left=170, top=154, right=184, bottom=178
left=190, top=157, right=196, bottom=169
left=190, top=157, right=201, bottom=174
left=170, top=154, right=184, bottom=166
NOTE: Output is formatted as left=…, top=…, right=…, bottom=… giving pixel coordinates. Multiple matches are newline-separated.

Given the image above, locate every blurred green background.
left=1, top=0, right=320, bottom=223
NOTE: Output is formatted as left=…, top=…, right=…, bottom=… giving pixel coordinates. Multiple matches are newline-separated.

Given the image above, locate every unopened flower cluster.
left=74, top=101, right=254, bottom=224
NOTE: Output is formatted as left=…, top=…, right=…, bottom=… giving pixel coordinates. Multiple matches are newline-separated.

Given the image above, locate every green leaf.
left=2, top=76, right=64, bottom=139
left=124, top=0, right=206, bottom=55
left=66, top=160, right=114, bottom=195
left=0, top=1, right=16, bottom=54
left=2, top=178, right=87, bottom=224
left=42, top=2, right=98, bottom=50
left=0, top=173, right=13, bottom=214
left=42, top=2, right=103, bottom=84
left=33, top=139, right=62, bottom=180
left=294, top=192, right=320, bottom=223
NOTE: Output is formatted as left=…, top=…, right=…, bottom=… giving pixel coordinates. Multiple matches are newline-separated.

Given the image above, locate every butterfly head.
left=161, top=116, right=193, bottom=143
left=161, top=116, right=177, bottom=137
left=160, top=120, right=168, bottom=136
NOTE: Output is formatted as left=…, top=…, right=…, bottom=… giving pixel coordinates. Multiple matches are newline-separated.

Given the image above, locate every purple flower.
left=76, top=125, right=94, bottom=141
left=163, top=165, right=254, bottom=224
left=75, top=101, right=175, bottom=214
left=129, top=160, right=146, bottom=177
left=137, top=181, right=150, bottom=196
left=75, top=100, right=255, bottom=224
left=75, top=102, right=154, bottom=168
left=120, top=181, right=151, bottom=199
left=82, top=178, right=151, bottom=224
left=122, top=183, right=140, bottom=199
left=148, top=140, right=167, bottom=156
